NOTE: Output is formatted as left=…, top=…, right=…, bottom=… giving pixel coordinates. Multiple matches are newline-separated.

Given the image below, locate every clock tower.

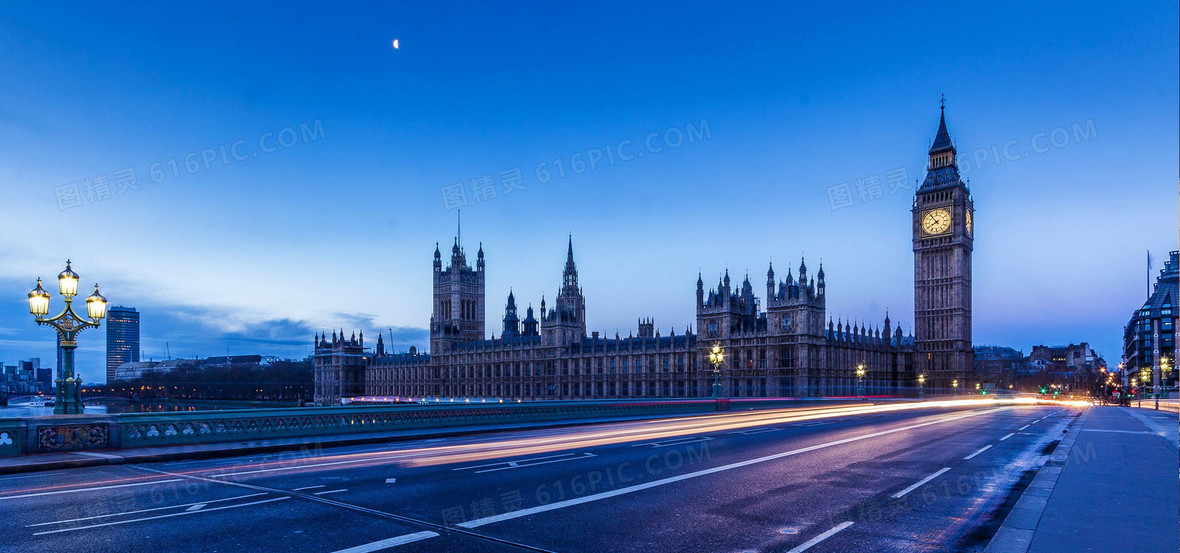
left=913, top=102, right=973, bottom=390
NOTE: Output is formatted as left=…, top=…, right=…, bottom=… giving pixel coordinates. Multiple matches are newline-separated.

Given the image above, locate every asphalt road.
left=0, top=400, right=1079, bottom=553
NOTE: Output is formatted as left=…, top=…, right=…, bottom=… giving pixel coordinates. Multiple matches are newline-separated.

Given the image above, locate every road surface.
left=0, top=400, right=1078, bottom=552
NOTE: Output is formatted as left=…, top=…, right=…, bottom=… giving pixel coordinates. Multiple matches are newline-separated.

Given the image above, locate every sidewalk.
left=986, top=406, right=1180, bottom=553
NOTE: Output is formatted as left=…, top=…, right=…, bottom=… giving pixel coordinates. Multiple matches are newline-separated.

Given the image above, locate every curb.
left=982, top=410, right=1086, bottom=553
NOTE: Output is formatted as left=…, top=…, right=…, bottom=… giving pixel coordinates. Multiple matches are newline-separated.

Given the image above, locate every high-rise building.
left=1123, top=251, right=1178, bottom=390
left=106, top=306, right=140, bottom=383
left=913, top=103, right=974, bottom=389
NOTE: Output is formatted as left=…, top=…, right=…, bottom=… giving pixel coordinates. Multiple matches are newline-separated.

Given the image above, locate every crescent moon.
left=392, top=39, right=399, bottom=49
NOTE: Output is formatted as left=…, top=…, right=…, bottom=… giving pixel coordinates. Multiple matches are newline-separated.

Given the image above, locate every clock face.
left=921, top=208, right=952, bottom=235
left=965, top=210, right=973, bottom=235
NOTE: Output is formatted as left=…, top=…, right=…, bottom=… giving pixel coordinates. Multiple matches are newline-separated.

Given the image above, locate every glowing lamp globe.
left=86, top=284, right=108, bottom=320
left=28, top=278, right=51, bottom=316
left=58, top=260, right=80, bottom=298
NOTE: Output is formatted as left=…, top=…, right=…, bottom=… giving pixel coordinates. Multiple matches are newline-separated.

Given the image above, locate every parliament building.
left=314, top=108, right=975, bottom=404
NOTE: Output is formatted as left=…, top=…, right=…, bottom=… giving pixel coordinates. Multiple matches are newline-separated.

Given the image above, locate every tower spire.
left=930, top=98, right=953, bottom=155
left=922, top=99, right=961, bottom=187
left=562, top=235, right=579, bottom=291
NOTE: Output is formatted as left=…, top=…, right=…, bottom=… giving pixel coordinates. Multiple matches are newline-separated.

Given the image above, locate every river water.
left=0, top=399, right=300, bottom=418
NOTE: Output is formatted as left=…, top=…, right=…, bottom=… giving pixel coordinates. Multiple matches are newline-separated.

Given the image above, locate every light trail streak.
left=194, top=398, right=1065, bottom=475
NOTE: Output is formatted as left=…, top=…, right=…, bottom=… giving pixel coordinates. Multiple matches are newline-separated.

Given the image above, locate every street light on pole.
left=708, top=343, right=724, bottom=399
left=1157, top=357, right=1171, bottom=410
left=1118, top=361, right=1126, bottom=405
left=1139, top=369, right=1150, bottom=408
left=952, top=379, right=959, bottom=396
left=918, top=373, right=926, bottom=400
left=855, top=363, right=866, bottom=398
left=27, top=261, right=107, bottom=415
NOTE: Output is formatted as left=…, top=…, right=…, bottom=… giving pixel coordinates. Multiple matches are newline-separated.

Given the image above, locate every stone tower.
left=542, top=236, right=587, bottom=345
left=312, top=330, right=366, bottom=405
left=696, top=269, right=760, bottom=340
left=912, top=102, right=974, bottom=389
left=430, top=239, right=486, bottom=351
left=502, top=290, right=520, bottom=339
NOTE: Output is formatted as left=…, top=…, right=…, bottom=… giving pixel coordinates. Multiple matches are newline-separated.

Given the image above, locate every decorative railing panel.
left=0, top=398, right=863, bottom=456
left=116, top=400, right=718, bottom=448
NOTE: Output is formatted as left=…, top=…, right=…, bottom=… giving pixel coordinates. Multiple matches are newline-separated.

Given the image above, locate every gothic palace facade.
left=314, top=108, right=974, bottom=404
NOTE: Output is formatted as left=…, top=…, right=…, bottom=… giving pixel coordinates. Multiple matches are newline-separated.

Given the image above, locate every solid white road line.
left=891, top=467, right=951, bottom=499
left=314, top=489, right=349, bottom=495
left=631, top=436, right=714, bottom=448
left=785, top=521, right=854, bottom=553
left=1081, top=429, right=1160, bottom=435
left=330, top=531, right=440, bottom=553
left=31, top=497, right=290, bottom=535
left=963, top=445, right=993, bottom=460
left=457, top=408, right=1002, bottom=528
left=0, top=478, right=183, bottom=500
left=70, top=451, right=123, bottom=460
left=452, top=452, right=597, bottom=473
left=208, top=453, right=420, bottom=478
left=293, top=485, right=325, bottom=491
left=727, top=427, right=783, bottom=435
left=27, top=493, right=269, bottom=526
left=999, top=433, right=1015, bottom=441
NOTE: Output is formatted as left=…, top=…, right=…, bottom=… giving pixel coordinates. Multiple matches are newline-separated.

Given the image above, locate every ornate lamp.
left=27, top=261, right=106, bottom=415
left=708, top=344, right=724, bottom=398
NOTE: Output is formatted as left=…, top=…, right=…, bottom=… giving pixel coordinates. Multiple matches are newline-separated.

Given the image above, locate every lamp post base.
left=54, top=379, right=83, bottom=415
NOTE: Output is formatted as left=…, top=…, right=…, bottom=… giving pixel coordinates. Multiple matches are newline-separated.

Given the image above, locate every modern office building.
left=106, top=306, right=140, bottom=384
left=1123, top=251, right=1178, bottom=390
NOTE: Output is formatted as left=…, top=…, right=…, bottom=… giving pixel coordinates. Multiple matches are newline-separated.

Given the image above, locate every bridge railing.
left=1, top=397, right=879, bottom=457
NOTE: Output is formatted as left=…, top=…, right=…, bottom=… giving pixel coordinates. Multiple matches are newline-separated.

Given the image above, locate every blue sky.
left=1, top=2, right=1177, bottom=382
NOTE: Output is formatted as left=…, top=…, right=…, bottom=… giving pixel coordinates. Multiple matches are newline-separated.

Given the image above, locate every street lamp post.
left=1099, top=367, right=1107, bottom=404
left=855, top=363, right=866, bottom=398
left=708, top=343, right=724, bottom=399
left=1138, top=369, right=1149, bottom=408
left=952, top=379, right=959, bottom=397
left=1118, top=362, right=1127, bottom=405
left=27, top=261, right=107, bottom=415
left=918, top=374, right=926, bottom=400
left=1157, top=357, right=1171, bottom=411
